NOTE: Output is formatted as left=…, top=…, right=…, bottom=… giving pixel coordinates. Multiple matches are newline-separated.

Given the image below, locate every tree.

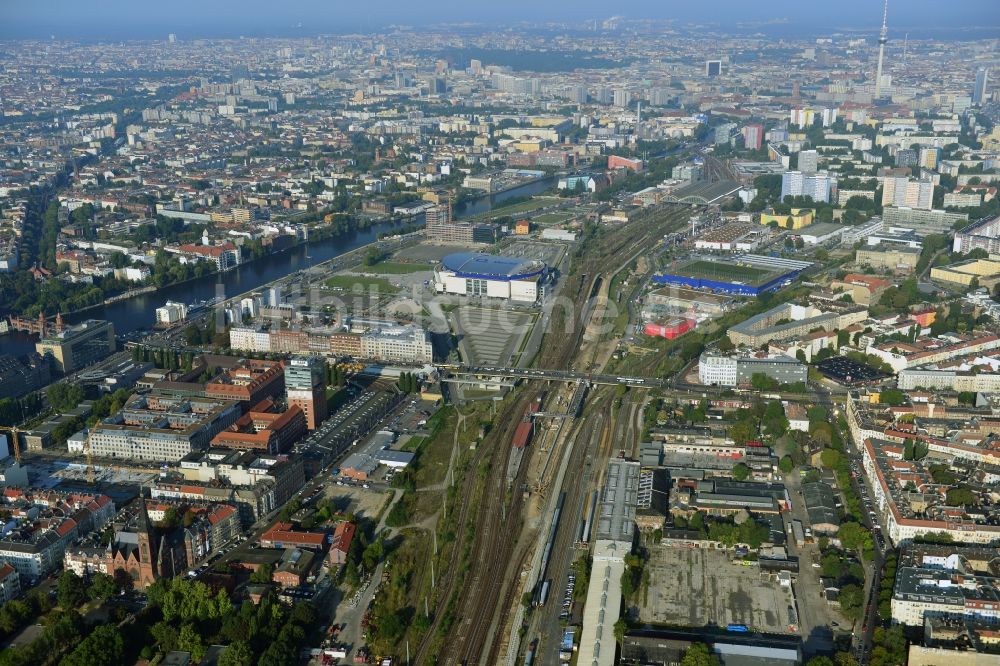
left=178, top=623, right=207, bottom=662
left=57, top=571, right=87, bottom=609
left=61, top=624, right=124, bottom=666
left=219, top=639, right=254, bottom=666
left=732, top=463, right=751, bottom=481
left=680, top=642, right=720, bottom=666
left=839, top=522, right=873, bottom=556
left=250, top=562, right=274, bottom=584
left=613, top=617, right=628, bottom=644
left=47, top=383, right=85, bottom=411
left=806, top=658, right=835, bottom=666
left=838, top=583, right=864, bottom=620
left=820, top=448, right=842, bottom=469
left=779, top=456, right=794, bottom=474
left=717, top=337, right=735, bottom=352
left=87, top=573, right=117, bottom=601
left=946, top=486, right=976, bottom=506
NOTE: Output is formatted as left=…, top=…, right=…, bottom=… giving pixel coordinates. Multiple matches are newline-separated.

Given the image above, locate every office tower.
left=35, top=320, right=115, bottom=374
left=798, top=150, right=819, bottom=174
left=265, top=285, right=283, bottom=308
left=613, top=89, right=631, bottom=108
left=974, top=68, right=990, bottom=106
left=470, top=59, right=483, bottom=76
left=285, top=357, right=328, bottom=430
left=705, top=60, right=722, bottom=77
left=433, top=78, right=447, bottom=94
left=874, top=0, right=889, bottom=98
left=167, top=33, right=177, bottom=44
left=741, top=124, right=763, bottom=151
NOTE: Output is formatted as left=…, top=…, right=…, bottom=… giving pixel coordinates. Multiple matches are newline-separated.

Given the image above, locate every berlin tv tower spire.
left=874, top=0, right=889, bottom=98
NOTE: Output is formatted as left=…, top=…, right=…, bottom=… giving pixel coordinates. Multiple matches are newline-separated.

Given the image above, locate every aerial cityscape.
left=0, top=0, right=997, bottom=664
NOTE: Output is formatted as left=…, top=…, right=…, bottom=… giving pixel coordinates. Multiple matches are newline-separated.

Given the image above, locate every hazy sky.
left=1, top=0, right=997, bottom=40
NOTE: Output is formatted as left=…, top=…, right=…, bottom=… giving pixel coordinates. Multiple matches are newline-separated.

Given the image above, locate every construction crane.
left=84, top=430, right=95, bottom=485
left=0, top=425, right=22, bottom=465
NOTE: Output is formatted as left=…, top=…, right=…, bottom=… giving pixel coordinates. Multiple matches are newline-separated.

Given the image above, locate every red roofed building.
left=608, top=155, right=645, bottom=172
left=259, top=522, right=327, bottom=550
left=0, top=564, right=20, bottom=604
left=167, top=242, right=241, bottom=271
left=211, top=401, right=306, bottom=454
left=328, top=521, right=356, bottom=566
left=831, top=273, right=891, bottom=306
left=205, top=359, right=285, bottom=407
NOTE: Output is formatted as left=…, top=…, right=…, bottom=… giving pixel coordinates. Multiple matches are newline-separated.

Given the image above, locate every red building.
left=608, top=155, right=645, bottom=172
left=644, top=318, right=696, bottom=340
left=259, top=522, right=327, bottom=550
left=205, top=359, right=285, bottom=407
left=211, top=399, right=307, bottom=453
left=328, top=521, right=356, bottom=566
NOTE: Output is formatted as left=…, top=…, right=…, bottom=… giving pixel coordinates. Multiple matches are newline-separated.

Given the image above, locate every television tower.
left=874, top=0, right=889, bottom=98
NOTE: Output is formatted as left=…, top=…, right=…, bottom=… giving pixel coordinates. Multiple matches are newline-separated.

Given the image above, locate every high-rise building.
left=739, top=124, right=762, bottom=151
left=798, top=150, right=819, bottom=174
left=613, top=89, right=631, bottom=108
left=882, top=176, right=934, bottom=210
left=918, top=146, right=941, bottom=170
left=167, top=33, right=177, bottom=44
left=781, top=171, right=836, bottom=203
left=705, top=60, right=722, bottom=77
left=974, top=68, right=990, bottom=105
left=790, top=108, right=815, bottom=128
left=285, top=356, right=328, bottom=430
left=895, top=148, right=917, bottom=167
left=821, top=108, right=838, bottom=127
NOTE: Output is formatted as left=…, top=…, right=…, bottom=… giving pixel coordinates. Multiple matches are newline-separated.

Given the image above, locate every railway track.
left=420, top=207, right=694, bottom=663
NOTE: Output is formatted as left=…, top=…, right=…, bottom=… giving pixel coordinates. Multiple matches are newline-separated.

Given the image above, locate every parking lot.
left=816, top=356, right=890, bottom=385
left=641, top=546, right=795, bottom=634
left=393, top=243, right=469, bottom=264
left=452, top=306, right=535, bottom=367
left=321, top=485, right=389, bottom=521
left=502, top=239, right=567, bottom=269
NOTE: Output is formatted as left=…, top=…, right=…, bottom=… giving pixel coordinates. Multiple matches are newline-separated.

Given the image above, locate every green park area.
left=325, top=275, right=396, bottom=292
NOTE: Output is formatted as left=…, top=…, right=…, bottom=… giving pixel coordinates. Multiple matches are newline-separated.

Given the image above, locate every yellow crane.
left=0, top=425, right=21, bottom=465
left=84, top=430, right=95, bottom=485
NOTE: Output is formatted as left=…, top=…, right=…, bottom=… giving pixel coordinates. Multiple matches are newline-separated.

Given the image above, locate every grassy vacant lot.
left=468, top=196, right=560, bottom=221
left=676, top=259, right=774, bottom=286
left=533, top=211, right=573, bottom=225
left=364, top=261, right=432, bottom=275
left=325, top=275, right=397, bottom=292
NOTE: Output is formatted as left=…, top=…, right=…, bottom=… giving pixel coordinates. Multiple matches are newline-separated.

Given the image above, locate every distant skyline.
left=1, top=0, right=998, bottom=40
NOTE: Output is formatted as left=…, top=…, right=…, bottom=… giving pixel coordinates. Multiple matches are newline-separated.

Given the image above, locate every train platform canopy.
left=665, top=179, right=742, bottom=205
